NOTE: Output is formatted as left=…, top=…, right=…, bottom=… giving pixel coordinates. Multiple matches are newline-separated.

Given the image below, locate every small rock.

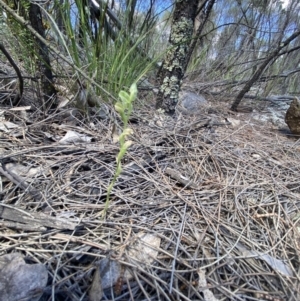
left=177, top=91, right=207, bottom=115
left=285, top=98, right=300, bottom=135
left=99, top=258, right=121, bottom=289
left=0, top=253, right=48, bottom=301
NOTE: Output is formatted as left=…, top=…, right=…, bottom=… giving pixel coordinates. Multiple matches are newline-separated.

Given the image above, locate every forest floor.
left=0, top=87, right=300, bottom=301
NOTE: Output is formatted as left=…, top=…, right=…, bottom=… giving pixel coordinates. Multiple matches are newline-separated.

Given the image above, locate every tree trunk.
left=29, top=3, right=57, bottom=110
left=155, top=0, right=199, bottom=115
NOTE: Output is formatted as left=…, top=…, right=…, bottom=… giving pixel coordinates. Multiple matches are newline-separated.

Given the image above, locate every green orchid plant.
left=102, top=83, right=137, bottom=218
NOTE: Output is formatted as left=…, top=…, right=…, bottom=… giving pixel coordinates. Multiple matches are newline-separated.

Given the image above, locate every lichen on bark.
left=156, top=0, right=198, bottom=115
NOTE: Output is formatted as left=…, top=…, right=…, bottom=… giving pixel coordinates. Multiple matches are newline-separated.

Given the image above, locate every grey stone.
left=0, top=253, right=48, bottom=301
left=177, top=91, right=207, bottom=114
left=99, top=258, right=121, bottom=289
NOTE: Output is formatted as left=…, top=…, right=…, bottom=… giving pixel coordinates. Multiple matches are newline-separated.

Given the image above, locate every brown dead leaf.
left=89, top=267, right=103, bottom=301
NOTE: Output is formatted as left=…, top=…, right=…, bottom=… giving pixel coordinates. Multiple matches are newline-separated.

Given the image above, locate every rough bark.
left=156, top=0, right=199, bottom=115
left=29, top=3, right=57, bottom=109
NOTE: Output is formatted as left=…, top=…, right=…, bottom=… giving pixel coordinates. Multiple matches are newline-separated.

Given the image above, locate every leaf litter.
left=0, top=97, right=299, bottom=301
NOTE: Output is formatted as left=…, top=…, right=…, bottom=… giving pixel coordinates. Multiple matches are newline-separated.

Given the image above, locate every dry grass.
left=0, top=93, right=300, bottom=301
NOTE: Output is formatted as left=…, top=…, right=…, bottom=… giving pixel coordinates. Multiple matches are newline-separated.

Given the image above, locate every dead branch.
left=0, top=43, right=23, bottom=105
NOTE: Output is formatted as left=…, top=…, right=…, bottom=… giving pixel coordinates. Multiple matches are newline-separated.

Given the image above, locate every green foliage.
left=115, top=84, right=136, bottom=129
left=4, top=0, right=35, bottom=71
left=2, top=0, right=167, bottom=105
left=45, top=0, right=158, bottom=101
left=102, top=83, right=138, bottom=218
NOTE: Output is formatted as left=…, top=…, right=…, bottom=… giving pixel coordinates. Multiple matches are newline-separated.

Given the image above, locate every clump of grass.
left=42, top=1, right=159, bottom=101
